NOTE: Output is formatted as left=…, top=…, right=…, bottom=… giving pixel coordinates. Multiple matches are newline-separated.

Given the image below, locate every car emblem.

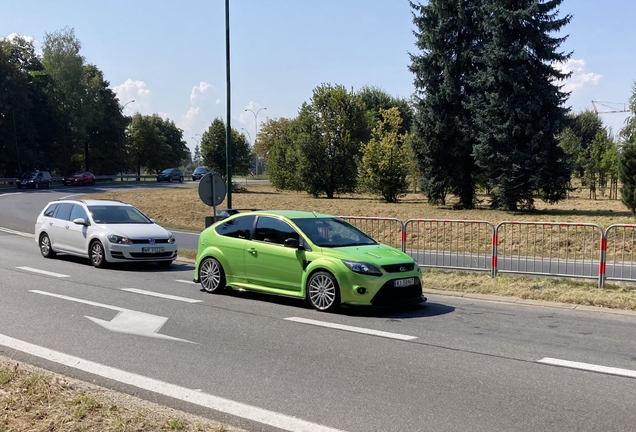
left=399, top=266, right=407, bottom=272
left=149, top=238, right=155, bottom=245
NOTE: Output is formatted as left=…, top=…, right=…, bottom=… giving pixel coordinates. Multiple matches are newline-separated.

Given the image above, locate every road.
left=1, top=183, right=636, bottom=431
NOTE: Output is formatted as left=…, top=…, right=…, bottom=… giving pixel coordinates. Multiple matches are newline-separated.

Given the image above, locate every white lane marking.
left=0, top=334, right=344, bottom=432
left=285, top=317, right=417, bottom=341
left=0, top=227, right=35, bottom=238
left=538, top=357, right=636, bottom=379
left=30, top=290, right=124, bottom=311
left=176, top=279, right=198, bottom=285
left=122, top=288, right=202, bottom=303
left=30, top=290, right=194, bottom=343
left=0, top=192, right=22, bottom=197
left=18, top=267, right=70, bottom=278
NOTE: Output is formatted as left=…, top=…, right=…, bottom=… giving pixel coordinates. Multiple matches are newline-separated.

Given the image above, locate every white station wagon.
left=35, top=199, right=177, bottom=268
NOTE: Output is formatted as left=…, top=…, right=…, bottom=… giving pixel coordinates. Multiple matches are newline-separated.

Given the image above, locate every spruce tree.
left=620, top=140, right=636, bottom=214
left=470, top=0, right=572, bottom=210
left=409, top=0, right=480, bottom=208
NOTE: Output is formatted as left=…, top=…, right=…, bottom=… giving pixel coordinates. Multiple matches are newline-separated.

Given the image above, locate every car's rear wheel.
left=168, top=177, right=173, bottom=182
left=307, top=271, right=340, bottom=311
left=179, top=176, right=183, bottom=182
left=47, top=181, right=51, bottom=189
left=156, top=260, right=173, bottom=268
left=200, top=257, right=226, bottom=293
left=39, top=233, right=56, bottom=258
left=89, top=240, right=108, bottom=268
left=35, top=182, right=39, bottom=189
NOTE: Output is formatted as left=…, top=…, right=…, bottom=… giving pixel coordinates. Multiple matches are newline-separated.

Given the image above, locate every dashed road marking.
left=176, top=279, right=197, bottom=285
left=0, top=227, right=34, bottom=238
left=18, top=266, right=70, bottom=278
left=538, top=357, right=636, bottom=379
left=285, top=317, right=418, bottom=341
left=122, top=288, right=202, bottom=303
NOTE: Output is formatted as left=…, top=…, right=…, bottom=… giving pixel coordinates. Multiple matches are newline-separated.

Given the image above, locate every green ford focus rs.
left=193, top=210, right=426, bottom=311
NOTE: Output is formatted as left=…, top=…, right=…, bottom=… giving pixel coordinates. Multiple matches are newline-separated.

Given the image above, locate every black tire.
left=179, top=176, right=183, bottom=183
left=39, top=233, right=56, bottom=258
left=47, top=181, right=51, bottom=189
left=199, top=257, right=226, bottom=293
left=307, top=271, right=341, bottom=311
left=89, top=240, right=108, bottom=268
left=35, top=182, right=39, bottom=189
left=168, top=177, right=173, bottom=182
left=16, top=185, right=22, bottom=189
left=156, top=260, right=173, bottom=268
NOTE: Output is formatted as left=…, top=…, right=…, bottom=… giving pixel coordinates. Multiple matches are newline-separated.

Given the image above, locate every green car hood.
left=320, top=244, right=413, bottom=264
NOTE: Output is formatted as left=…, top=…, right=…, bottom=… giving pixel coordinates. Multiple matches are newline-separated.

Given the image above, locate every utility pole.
left=225, top=0, right=232, bottom=209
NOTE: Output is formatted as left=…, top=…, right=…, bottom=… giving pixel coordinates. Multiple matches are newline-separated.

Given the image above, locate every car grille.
left=381, top=263, right=415, bottom=273
left=129, top=239, right=170, bottom=244
left=370, top=279, right=423, bottom=306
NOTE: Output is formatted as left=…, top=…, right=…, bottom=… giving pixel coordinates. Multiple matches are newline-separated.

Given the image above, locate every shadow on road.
left=54, top=254, right=194, bottom=272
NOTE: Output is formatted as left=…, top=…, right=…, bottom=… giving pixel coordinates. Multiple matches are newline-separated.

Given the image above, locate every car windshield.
left=292, top=217, right=377, bottom=248
left=161, top=169, right=172, bottom=174
left=194, top=167, right=206, bottom=173
left=87, top=205, right=152, bottom=224
left=21, top=171, right=37, bottom=178
left=73, top=173, right=83, bottom=176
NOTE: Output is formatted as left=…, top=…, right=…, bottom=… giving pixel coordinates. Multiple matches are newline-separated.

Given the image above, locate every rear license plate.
left=142, top=247, right=164, bottom=253
left=394, top=278, right=415, bottom=288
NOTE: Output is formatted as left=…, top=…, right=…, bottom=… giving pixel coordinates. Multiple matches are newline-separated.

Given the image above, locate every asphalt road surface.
left=1, top=184, right=636, bottom=431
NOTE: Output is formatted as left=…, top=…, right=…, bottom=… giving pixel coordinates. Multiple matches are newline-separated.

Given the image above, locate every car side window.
left=44, top=204, right=58, bottom=217
left=55, top=203, right=73, bottom=221
left=69, top=204, right=88, bottom=222
left=254, top=217, right=299, bottom=245
left=215, top=215, right=255, bottom=239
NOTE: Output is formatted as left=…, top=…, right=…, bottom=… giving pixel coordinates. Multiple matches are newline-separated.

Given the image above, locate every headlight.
left=167, top=232, right=176, bottom=244
left=108, top=234, right=131, bottom=245
left=342, top=260, right=382, bottom=276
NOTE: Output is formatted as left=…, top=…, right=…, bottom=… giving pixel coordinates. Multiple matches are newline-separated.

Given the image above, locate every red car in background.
left=63, top=172, right=96, bottom=186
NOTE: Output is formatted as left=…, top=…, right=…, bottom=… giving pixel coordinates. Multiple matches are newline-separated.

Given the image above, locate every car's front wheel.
left=200, top=257, right=226, bottom=293
left=39, top=233, right=56, bottom=258
left=307, top=271, right=340, bottom=311
left=89, top=240, right=108, bottom=268
left=35, top=182, right=39, bottom=189
left=179, top=176, right=183, bottom=182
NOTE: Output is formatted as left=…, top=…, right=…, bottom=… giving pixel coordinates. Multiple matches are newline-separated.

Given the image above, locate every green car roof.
left=247, top=210, right=334, bottom=219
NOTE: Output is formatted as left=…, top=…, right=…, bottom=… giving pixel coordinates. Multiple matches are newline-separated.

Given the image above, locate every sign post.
left=198, top=172, right=226, bottom=227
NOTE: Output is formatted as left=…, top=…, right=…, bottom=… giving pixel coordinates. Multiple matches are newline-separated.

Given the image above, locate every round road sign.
left=198, top=172, right=226, bottom=206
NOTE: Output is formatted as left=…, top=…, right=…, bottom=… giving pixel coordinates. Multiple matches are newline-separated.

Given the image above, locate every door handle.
left=247, top=248, right=257, bottom=254
left=65, top=225, right=69, bottom=229
left=48, top=222, right=53, bottom=226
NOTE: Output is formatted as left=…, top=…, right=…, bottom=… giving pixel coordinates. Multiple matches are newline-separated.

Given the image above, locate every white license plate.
left=142, top=247, right=164, bottom=253
left=394, top=278, right=415, bottom=288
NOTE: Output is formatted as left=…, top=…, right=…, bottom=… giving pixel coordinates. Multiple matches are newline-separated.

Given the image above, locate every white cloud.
left=554, top=59, right=603, bottom=93
left=112, top=79, right=152, bottom=115
left=216, top=98, right=222, bottom=105
left=2, top=33, right=41, bottom=54
left=190, top=81, right=215, bottom=105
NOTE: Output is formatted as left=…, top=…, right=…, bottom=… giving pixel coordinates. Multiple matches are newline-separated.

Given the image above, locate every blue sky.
left=2, top=0, right=634, bottom=154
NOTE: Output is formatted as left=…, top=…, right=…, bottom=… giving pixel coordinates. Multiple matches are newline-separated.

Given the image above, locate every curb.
left=422, top=288, right=636, bottom=317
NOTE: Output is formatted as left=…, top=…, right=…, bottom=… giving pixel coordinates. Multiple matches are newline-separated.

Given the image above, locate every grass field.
left=80, top=183, right=636, bottom=311
left=0, top=356, right=238, bottom=432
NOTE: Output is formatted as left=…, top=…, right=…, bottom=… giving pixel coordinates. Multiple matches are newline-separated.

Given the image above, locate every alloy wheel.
left=90, top=241, right=107, bottom=268
left=200, top=258, right=224, bottom=293
left=308, top=272, right=339, bottom=311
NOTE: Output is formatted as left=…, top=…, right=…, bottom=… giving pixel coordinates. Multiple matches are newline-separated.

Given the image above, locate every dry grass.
left=0, top=356, right=239, bottom=432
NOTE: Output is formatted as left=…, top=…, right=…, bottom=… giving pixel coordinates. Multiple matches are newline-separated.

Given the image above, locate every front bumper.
left=336, top=267, right=425, bottom=307
left=107, top=244, right=178, bottom=262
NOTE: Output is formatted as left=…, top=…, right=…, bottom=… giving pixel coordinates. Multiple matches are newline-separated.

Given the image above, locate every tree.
left=150, top=115, right=190, bottom=169
left=560, top=110, right=604, bottom=178
left=619, top=140, right=636, bottom=214
left=409, top=0, right=480, bottom=208
left=265, top=118, right=304, bottom=191
left=41, top=27, right=88, bottom=173
left=296, top=84, right=367, bottom=198
left=470, top=0, right=573, bottom=210
left=255, top=117, right=293, bottom=162
left=357, top=85, right=413, bottom=137
left=359, top=108, right=413, bottom=202
left=127, top=113, right=166, bottom=176
left=621, top=80, right=636, bottom=145
left=200, top=118, right=251, bottom=179
left=193, top=145, right=202, bottom=167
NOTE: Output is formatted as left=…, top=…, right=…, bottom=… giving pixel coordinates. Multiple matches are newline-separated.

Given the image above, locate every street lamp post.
left=244, top=107, right=267, bottom=176
left=119, top=100, right=135, bottom=178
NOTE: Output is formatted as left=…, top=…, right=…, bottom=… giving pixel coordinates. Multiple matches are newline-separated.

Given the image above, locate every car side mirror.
left=73, top=217, right=88, bottom=226
left=284, top=238, right=301, bottom=249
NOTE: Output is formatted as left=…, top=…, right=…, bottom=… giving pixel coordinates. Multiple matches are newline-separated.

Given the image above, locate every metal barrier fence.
left=339, top=216, right=636, bottom=288
left=495, top=222, right=605, bottom=286
left=604, top=224, right=636, bottom=285
left=405, top=219, right=495, bottom=275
